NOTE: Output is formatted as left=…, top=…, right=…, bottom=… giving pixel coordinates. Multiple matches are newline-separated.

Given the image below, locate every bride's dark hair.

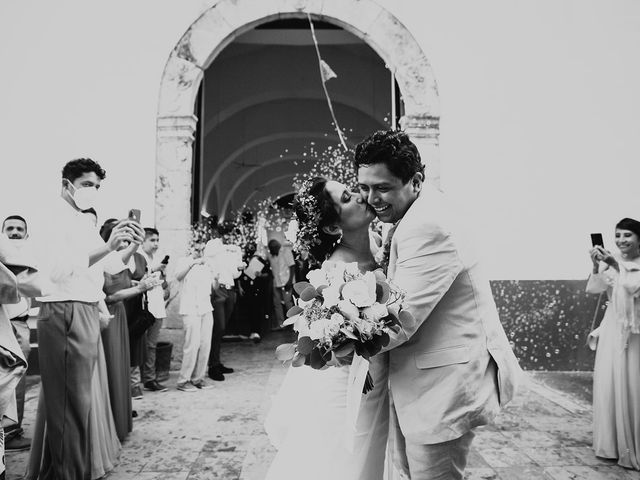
left=293, top=177, right=341, bottom=262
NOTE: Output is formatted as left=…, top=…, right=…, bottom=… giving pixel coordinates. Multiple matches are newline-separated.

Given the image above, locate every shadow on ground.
left=6, top=332, right=639, bottom=480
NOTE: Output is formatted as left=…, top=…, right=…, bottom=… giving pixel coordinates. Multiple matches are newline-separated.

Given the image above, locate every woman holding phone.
left=587, top=217, right=640, bottom=470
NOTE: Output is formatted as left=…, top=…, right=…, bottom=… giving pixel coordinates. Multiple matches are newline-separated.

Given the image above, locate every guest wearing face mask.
left=1, top=215, right=33, bottom=452
left=31, top=158, right=134, bottom=480
left=26, top=208, right=141, bottom=480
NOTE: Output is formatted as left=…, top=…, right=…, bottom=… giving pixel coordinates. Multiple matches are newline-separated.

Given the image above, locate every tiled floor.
left=5, top=332, right=640, bottom=480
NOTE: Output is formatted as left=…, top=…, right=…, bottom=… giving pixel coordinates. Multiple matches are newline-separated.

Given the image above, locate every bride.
left=264, top=177, right=392, bottom=480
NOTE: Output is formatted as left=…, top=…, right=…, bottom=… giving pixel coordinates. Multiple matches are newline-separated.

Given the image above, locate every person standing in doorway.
left=205, top=238, right=243, bottom=381
left=175, top=239, right=218, bottom=392
left=266, top=239, right=294, bottom=330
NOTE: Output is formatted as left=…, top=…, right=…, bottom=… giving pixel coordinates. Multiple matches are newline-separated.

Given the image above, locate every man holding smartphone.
left=34, top=158, right=135, bottom=479
left=139, top=227, right=169, bottom=392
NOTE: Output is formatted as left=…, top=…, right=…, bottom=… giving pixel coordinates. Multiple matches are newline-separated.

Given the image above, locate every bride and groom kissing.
left=264, top=130, right=522, bottom=480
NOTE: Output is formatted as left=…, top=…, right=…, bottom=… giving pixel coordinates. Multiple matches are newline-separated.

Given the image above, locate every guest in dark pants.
left=236, top=248, right=269, bottom=342
left=33, top=158, right=134, bottom=479
left=209, top=284, right=236, bottom=380
left=267, top=239, right=295, bottom=329
left=205, top=238, right=244, bottom=381
left=294, top=246, right=315, bottom=284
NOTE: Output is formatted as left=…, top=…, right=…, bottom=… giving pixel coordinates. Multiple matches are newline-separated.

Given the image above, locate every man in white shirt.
left=174, top=241, right=218, bottom=392
left=139, top=227, right=169, bottom=392
left=1, top=215, right=33, bottom=451
left=0, top=234, right=43, bottom=480
left=35, top=158, right=134, bottom=480
left=267, top=239, right=295, bottom=330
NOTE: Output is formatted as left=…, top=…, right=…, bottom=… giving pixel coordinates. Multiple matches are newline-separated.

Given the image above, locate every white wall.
left=1, top=0, right=639, bottom=279
left=384, top=0, right=640, bottom=278
left=0, top=0, right=210, bottom=232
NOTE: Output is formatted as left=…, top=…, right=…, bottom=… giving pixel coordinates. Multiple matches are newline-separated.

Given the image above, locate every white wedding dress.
left=264, top=353, right=390, bottom=480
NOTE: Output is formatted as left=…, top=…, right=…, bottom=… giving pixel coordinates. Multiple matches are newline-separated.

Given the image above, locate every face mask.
left=7, top=237, right=27, bottom=248
left=67, top=181, right=98, bottom=210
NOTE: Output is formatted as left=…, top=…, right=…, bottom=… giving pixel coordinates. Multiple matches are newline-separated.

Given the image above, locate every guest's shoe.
left=208, top=366, right=225, bottom=381
left=144, top=380, right=168, bottom=392
left=192, top=379, right=214, bottom=390
left=219, top=364, right=234, bottom=374
left=132, top=385, right=143, bottom=399
left=132, top=410, right=138, bottom=418
left=4, top=432, right=31, bottom=452
left=177, top=381, right=198, bottom=392
left=249, top=332, right=261, bottom=343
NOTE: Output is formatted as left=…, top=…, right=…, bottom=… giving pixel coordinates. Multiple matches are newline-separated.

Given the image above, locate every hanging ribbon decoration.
left=307, top=13, right=349, bottom=152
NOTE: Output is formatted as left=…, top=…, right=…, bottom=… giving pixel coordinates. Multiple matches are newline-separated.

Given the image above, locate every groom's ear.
left=411, top=172, right=424, bottom=193
left=322, top=224, right=342, bottom=236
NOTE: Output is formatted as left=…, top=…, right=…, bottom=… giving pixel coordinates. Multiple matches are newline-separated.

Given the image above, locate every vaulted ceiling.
left=198, top=19, right=399, bottom=219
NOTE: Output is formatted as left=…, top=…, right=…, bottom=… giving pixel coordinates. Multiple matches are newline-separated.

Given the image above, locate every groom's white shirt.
left=385, top=182, right=522, bottom=445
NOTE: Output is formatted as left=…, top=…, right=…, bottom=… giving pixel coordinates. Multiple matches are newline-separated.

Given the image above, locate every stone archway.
left=155, top=0, right=440, bottom=255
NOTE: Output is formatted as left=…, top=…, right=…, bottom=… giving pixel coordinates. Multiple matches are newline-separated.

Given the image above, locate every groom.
left=356, top=130, right=521, bottom=479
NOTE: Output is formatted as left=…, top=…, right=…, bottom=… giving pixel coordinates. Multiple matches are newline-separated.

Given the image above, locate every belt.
left=10, top=315, right=29, bottom=322
left=219, top=284, right=234, bottom=290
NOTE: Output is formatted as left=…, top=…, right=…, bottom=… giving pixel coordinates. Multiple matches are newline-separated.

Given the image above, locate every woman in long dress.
left=264, top=177, right=391, bottom=480
left=99, top=222, right=158, bottom=440
left=124, top=251, right=148, bottom=395
left=587, top=217, right=640, bottom=470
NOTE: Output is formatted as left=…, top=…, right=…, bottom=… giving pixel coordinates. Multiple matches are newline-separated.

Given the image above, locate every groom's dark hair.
left=354, top=130, right=424, bottom=184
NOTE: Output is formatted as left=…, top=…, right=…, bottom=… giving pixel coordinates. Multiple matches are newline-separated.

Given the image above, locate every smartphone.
left=128, top=209, right=141, bottom=223
left=590, top=233, right=604, bottom=248
left=161, top=255, right=170, bottom=265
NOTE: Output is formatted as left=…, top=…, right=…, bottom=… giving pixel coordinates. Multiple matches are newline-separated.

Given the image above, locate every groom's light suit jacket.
left=386, top=183, right=521, bottom=445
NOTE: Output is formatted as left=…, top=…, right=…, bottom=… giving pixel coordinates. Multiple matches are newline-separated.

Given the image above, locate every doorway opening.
left=192, top=18, right=402, bottom=221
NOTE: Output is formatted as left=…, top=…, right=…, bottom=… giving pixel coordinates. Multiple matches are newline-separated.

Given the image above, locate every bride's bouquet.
left=275, top=260, right=413, bottom=392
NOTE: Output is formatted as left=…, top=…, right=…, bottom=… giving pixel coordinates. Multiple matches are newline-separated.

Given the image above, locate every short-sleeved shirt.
left=176, top=256, right=216, bottom=316
left=268, top=248, right=295, bottom=288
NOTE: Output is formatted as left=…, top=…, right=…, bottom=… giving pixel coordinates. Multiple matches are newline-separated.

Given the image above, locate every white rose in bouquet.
left=306, top=268, right=328, bottom=289
left=342, top=271, right=377, bottom=308
left=321, top=284, right=341, bottom=308
left=337, top=300, right=360, bottom=321
left=362, top=303, right=388, bottom=321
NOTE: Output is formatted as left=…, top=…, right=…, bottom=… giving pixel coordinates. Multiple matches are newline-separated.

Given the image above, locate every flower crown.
left=293, top=179, right=322, bottom=254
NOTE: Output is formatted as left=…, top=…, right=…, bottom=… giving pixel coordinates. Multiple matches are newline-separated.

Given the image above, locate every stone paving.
left=5, top=331, right=640, bottom=480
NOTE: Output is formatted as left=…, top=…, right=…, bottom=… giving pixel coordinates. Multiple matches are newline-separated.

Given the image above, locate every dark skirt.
left=102, top=300, right=133, bottom=441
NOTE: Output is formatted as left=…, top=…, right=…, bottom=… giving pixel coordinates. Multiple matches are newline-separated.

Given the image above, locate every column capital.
left=157, top=115, right=198, bottom=143
left=400, top=114, right=440, bottom=140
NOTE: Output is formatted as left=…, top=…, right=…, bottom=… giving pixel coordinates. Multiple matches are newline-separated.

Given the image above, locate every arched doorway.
left=155, top=0, right=439, bottom=255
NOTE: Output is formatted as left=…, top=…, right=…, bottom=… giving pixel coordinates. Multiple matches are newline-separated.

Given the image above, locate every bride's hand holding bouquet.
left=275, top=259, right=413, bottom=392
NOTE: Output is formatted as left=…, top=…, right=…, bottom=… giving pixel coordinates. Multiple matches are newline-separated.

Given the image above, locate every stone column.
left=400, top=114, right=441, bottom=189
left=156, top=115, right=197, bottom=330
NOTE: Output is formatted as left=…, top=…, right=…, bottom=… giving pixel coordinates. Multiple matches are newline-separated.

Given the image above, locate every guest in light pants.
left=174, top=240, right=218, bottom=392
left=2, top=214, right=33, bottom=451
